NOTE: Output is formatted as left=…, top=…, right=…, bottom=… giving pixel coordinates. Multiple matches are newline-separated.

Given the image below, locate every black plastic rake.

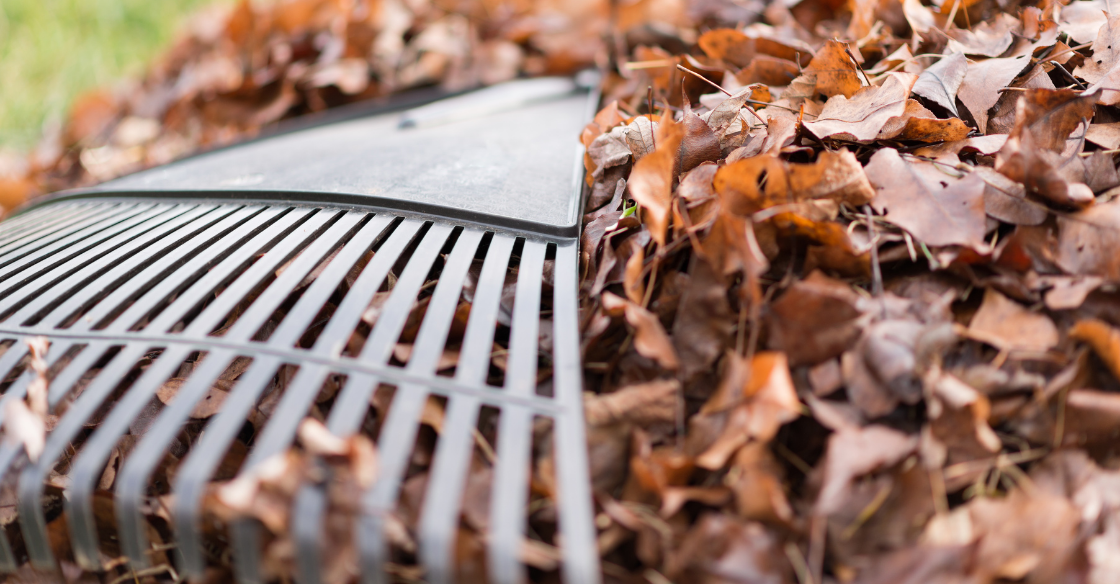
left=0, top=77, right=600, bottom=584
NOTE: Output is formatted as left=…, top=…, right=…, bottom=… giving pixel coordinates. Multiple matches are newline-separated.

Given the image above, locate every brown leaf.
left=786, top=149, right=876, bottom=206
left=912, top=134, right=1009, bottom=165
left=802, top=73, right=916, bottom=142
left=728, top=442, right=794, bottom=524
left=698, top=210, right=770, bottom=279
left=788, top=40, right=864, bottom=101
left=1056, top=199, right=1120, bottom=279
left=946, top=13, right=1018, bottom=57
left=767, top=271, right=864, bottom=367
left=706, top=87, right=752, bottom=137
left=880, top=100, right=971, bottom=142
left=1059, top=389, right=1120, bottom=448
left=1070, top=318, right=1120, bottom=382
left=714, top=149, right=874, bottom=213
left=967, top=489, right=1082, bottom=581
left=665, top=514, right=793, bottom=583
left=1042, top=275, right=1103, bottom=310
left=679, top=109, right=721, bottom=173
left=673, top=256, right=733, bottom=380
left=968, top=288, right=1059, bottom=352
left=1074, top=14, right=1120, bottom=105
left=3, top=399, right=45, bottom=462
left=1060, top=0, right=1111, bottom=44
left=957, top=56, right=1029, bottom=133
left=736, top=56, right=800, bottom=87
left=156, top=377, right=233, bottom=419
left=912, top=52, right=968, bottom=117
left=973, top=166, right=1048, bottom=226
left=996, top=132, right=1095, bottom=208
left=816, top=425, right=919, bottom=515
left=843, top=319, right=926, bottom=417
left=587, top=125, right=631, bottom=179
left=584, top=379, right=680, bottom=429
left=602, top=292, right=680, bottom=370
left=865, top=148, right=988, bottom=249
left=1003, top=88, right=1096, bottom=152
left=628, top=116, right=683, bottom=246
left=697, top=29, right=755, bottom=68
left=927, top=371, right=1002, bottom=473
left=25, top=336, right=50, bottom=417
left=902, top=0, right=937, bottom=35
left=1085, top=122, right=1120, bottom=149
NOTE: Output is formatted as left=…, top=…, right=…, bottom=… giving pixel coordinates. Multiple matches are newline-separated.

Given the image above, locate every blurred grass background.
left=0, top=0, right=222, bottom=151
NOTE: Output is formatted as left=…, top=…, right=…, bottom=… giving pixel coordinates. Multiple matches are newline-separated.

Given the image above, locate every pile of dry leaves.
left=12, top=0, right=1120, bottom=581
left=579, top=0, right=1120, bottom=582
left=0, top=0, right=608, bottom=206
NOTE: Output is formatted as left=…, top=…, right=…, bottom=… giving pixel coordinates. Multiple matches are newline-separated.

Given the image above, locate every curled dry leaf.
left=1074, top=14, right=1120, bottom=105
left=1070, top=318, right=1120, bottom=382
left=802, top=73, right=916, bottom=142
left=693, top=351, right=801, bottom=470
left=879, top=100, right=971, bottom=142
left=628, top=116, right=683, bottom=246
left=945, top=13, right=1018, bottom=57
left=842, top=318, right=926, bottom=417
left=957, top=55, right=1029, bottom=133
left=713, top=149, right=874, bottom=214
left=679, top=109, right=721, bottom=173
left=25, top=336, right=49, bottom=417
left=706, top=87, right=753, bottom=137
left=912, top=52, right=968, bottom=116
left=787, top=40, right=864, bottom=101
left=3, top=400, right=45, bottom=463
left=584, top=378, right=680, bottom=429
left=602, top=292, right=680, bottom=370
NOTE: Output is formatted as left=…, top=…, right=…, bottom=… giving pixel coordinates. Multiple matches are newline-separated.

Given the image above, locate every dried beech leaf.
left=1057, top=200, right=1120, bottom=279
left=968, top=289, right=1058, bottom=353
left=603, top=292, right=680, bottom=370
left=584, top=378, right=680, bottom=428
left=946, top=14, right=1017, bottom=57
left=816, top=425, right=918, bottom=515
left=1074, top=14, right=1120, bottom=105
left=912, top=52, right=967, bottom=116
left=706, top=87, right=753, bottom=136
left=767, top=271, right=863, bottom=366
left=787, top=40, right=864, bottom=101
left=628, top=116, right=683, bottom=245
left=679, top=110, right=721, bottom=173
left=802, top=73, right=916, bottom=141
left=957, top=56, right=1029, bottom=134
left=865, top=148, right=988, bottom=249
left=1070, top=318, right=1120, bottom=382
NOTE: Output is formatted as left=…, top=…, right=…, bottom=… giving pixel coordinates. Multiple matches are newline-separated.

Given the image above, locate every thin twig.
left=945, top=0, right=961, bottom=30
left=623, top=59, right=677, bottom=70
left=864, top=205, right=884, bottom=300
left=1044, top=42, right=1093, bottom=63
left=676, top=64, right=731, bottom=96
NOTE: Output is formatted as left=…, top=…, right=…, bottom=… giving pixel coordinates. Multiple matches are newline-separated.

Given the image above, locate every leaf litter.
left=9, top=0, right=1120, bottom=582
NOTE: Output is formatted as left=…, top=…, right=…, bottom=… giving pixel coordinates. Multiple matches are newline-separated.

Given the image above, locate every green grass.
left=0, top=0, right=224, bottom=151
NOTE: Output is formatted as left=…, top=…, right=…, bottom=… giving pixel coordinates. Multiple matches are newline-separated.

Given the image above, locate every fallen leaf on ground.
left=968, top=288, right=1059, bottom=353
left=865, top=148, right=988, bottom=249
left=802, top=73, right=916, bottom=142
left=911, top=52, right=968, bottom=117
